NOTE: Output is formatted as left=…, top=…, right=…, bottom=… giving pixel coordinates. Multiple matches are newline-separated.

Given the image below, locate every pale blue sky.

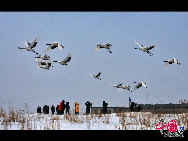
left=0, top=12, right=188, bottom=113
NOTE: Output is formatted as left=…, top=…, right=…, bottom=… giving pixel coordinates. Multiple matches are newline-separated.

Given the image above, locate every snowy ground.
left=0, top=112, right=187, bottom=130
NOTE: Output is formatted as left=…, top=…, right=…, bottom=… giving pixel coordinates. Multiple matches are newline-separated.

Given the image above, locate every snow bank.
left=0, top=112, right=187, bottom=130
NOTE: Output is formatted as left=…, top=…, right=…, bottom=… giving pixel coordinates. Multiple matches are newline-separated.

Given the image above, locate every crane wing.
left=30, top=37, right=40, bottom=48
left=104, top=43, right=111, bottom=49
left=117, top=83, right=123, bottom=87
left=25, top=40, right=30, bottom=47
left=95, top=46, right=101, bottom=52
left=134, top=83, right=142, bottom=90
left=95, top=72, right=101, bottom=77
left=63, top=53, right=72, bottom=63
left=164, top=62, right=170, bottom=68
left=145, top=44, right=157, bottom=50
left=135, top=40, right=143, bottom=48
left=118, top=88, right=123, bottom=91
left=58, top=43, right=64, bottom=50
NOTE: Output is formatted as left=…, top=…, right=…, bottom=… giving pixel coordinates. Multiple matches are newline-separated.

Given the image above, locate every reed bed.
left=0, top=106, right=187, bottom=130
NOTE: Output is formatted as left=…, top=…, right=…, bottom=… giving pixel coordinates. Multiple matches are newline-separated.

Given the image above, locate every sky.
left=0, top=12, right=188, bottom=113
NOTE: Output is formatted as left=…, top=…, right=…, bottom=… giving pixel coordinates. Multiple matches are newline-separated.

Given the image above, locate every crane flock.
left=18, top=37, right=71, bottom=70
left=18, top=38, right=180, bottom=94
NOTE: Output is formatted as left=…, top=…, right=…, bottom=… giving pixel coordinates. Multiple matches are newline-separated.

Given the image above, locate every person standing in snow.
left=65, top=102, right=70, bottom=114
left=59, top=102, right=62, bottom=115
left=37, top=106, right=41, bottom=114
left=62, top=100, right=66, bottom=114
left=59, top=100, right=66, bottom=115
left=85, top=101, right=92, bottom=115
left=75, top=102, right=79, bottom=115
left=51, top=105, right=55, bottom=115
left=102, top=101, right=108, bottom=114
left=56, top=105, right=60, bottom=115
left=43, top=105, right=49, bottom=114
left=130, top=102, right=137, bottom=112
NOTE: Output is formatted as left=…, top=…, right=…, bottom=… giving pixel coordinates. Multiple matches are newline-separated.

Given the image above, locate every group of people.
left=37, top=100, right=70, bottom=115
left=36, top=100, right=100, bottom=115
left=37, top=100, right=143, bottom=114
left=56, top=100, right=70, bottom=115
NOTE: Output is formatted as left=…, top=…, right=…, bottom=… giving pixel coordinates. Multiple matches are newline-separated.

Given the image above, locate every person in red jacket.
left=59, top=100, right=66, bottom=115
left=59, top=102, right=62, bottom=114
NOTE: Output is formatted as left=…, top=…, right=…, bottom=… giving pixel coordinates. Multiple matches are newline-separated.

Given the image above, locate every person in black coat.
left=130, top=102, right=137, bottom=112
left=37, top=106, right=41, bottom=113
left=65, top=102, right=70, bottom=114
left=60, top=100, right=66, bottom=115
left=43, top=105, right=49, bottom=114
left=103, top=101, right=108, bottom=114
left=56, top=105, right=59, bottom=115
left=85, top=101, right=92, bottom=115
left=51, top=105, right=55, bottom=115
left=46, top=105, right=49, bottom=114
left=43, top=105, right=46, bottom=114
left=130, top=102, right=134, bottom=112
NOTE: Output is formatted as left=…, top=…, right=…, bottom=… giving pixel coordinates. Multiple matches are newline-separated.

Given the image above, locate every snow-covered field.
left=0, top=109, right=188, bottom=130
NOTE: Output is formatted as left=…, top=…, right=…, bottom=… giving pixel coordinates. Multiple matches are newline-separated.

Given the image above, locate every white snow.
left=0, top=112, right=187, bottom=130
